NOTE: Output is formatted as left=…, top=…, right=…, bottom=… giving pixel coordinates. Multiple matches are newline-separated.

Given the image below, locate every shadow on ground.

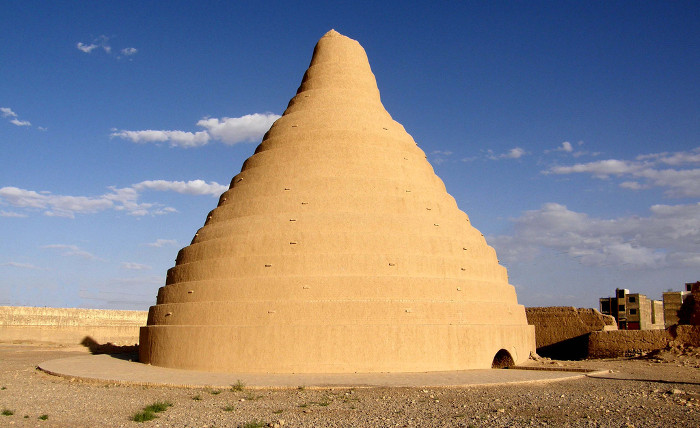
left=80, top=336, right=138, bottom=360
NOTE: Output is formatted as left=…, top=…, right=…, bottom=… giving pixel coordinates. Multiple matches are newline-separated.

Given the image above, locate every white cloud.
left=76, top=42, right=98, bottom=53
left=547, top=159, right=642, bottom=178
left=430, top=150, right=453, bottom=165
left=487, top=147, right=526, bottom=160
left=10, top=119, right=31, bottom=126
left=143, top=239, right=178, bottom=248
left=1, top=107, right=31, bottom=127
left=506, top=148, right=526, bottom=159
left=559, top=141, right=573, bottom=152
left=197, top=113, right=280, bottom=145
left=619, top=181, right=647, bottom=190
left=638, top=147, right=700, bottom=166
left=0, top=179, right=226, bottom=218
left=153, top=207, right=178, bottom=215
left=544, top=146, right=700, bottom=197
left=121, top=262, right=151, bottom=270
left=1, top=107, right=18, bottom=118
left=110, top=129, right=210, bottom=148
left=0, top=187, right=113, bottom=217
left=544, top=140, right=591, bottom=157
left=545, top=141, right=574, bottom=153
left=635, top=168, right=700, bottom=197
left=41, top=244, right=101, bottom=261
left=133, top=179, right=228, bottom=196
left=0, top=210, right=26, bottom=218
left=112, top=113, right=280, bottom=148
left=489, top=202, right=700, bottom=269
left=77, top=36, right=135, bottom=58
left=101, top=185, right=155, bottom=216
left=0, top=262, right=43, bottom=270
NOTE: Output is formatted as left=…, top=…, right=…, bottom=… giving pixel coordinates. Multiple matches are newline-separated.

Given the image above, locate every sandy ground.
left=0, top=343, right=698, bottom=427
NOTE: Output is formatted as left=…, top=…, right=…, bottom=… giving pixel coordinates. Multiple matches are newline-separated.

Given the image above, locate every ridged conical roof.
left=139, top=30, right=534, bottom=373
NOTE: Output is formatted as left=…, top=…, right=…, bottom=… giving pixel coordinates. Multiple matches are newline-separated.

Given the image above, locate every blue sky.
left=1, top=1, right=698, bottom=310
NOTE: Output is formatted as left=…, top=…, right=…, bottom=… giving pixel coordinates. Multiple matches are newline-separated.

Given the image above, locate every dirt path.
left=0, top=344, right=698, bottom=427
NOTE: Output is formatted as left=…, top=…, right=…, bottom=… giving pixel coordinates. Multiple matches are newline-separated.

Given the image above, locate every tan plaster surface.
left=141, top=30, right=535, bottom=373
left=38, top=353, right=588, bottom=389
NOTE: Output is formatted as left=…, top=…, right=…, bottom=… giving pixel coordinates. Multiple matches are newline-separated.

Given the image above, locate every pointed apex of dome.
left=323, top=29, right=341, bottom=37
left=309, top=30, right=367, bottom=69
left=294, top=30, right=380, bottom=103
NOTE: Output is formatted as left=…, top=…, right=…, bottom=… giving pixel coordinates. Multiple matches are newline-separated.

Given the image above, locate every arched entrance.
left=491, top=349, right=515, bottom=369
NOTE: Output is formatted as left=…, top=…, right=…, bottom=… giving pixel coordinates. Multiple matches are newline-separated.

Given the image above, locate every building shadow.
left=536, top=334, right=590, bottom=360
left=80, top=336, right=139, bottom=361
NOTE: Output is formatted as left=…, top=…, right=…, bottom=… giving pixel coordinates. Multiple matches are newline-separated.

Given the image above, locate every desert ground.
left=0, top=343, right=698, bottom=427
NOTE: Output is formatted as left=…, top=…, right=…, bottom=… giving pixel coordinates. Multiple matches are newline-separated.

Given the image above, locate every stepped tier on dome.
left=139, top=30, right=535, bottom=373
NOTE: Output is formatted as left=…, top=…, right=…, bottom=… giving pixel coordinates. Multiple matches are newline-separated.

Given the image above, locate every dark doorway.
left=491, top=349, right=515, bottom=369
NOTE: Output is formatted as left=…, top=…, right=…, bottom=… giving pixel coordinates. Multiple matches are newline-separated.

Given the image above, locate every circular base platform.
left=38, top=353, right=595, bottom=389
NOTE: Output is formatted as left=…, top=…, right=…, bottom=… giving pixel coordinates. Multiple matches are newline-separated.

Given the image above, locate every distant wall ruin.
left=527, top=306, right=700, bottom=360
left=526, top=306, right=616, bottom=360
left=670, top=325, right=700, bottom=347
left=587, top=329, right=670, bottom=358
left=0, top=306, right=146, bottom=346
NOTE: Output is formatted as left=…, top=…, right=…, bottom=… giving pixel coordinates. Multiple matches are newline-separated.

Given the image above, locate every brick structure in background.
left=526, top=307, right=616, bottom=359
left=663, top=289, right=691, bottom=328
left=600, top=288, right=665, bottom=330
left=678, top=281, right=700, bottom=325
left=0, top=306, right=146, bottom=346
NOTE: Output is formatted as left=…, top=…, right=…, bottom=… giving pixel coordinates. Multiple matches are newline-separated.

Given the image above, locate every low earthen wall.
left=526, top=306, right=616, bottom=360
left=588, top=329, right=671, bottom=358
left=0, top=306, right=147, bottom=346
left=670, top=325, right=700, bottom=347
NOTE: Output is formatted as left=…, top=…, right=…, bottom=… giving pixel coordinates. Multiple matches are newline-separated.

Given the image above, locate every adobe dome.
left=139, top=30, right=535, bottom=373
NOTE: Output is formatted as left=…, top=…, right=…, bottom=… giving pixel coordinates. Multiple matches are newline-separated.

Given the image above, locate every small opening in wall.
left=491, top=349, right=515, bottom=369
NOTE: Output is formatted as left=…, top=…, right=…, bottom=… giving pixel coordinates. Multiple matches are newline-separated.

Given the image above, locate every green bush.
left=241, top=420, right=267, bottom=428
left=131, top=400, right=173, bottom=422
left=143, top=401, right=172, bottom=413
left=132, top=410, right=157, bottom=422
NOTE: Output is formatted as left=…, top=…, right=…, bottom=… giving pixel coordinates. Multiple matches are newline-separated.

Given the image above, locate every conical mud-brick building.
left=140, top=30, right=535, bottom=373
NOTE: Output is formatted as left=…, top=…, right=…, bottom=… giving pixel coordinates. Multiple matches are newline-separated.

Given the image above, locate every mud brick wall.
left=670, top=325, right=700, bottom=347
left=588, top=329, right=671, bottom=358
left=526, top=307, right=616, bottom=360
left=0, top=306, right=147, bottom=346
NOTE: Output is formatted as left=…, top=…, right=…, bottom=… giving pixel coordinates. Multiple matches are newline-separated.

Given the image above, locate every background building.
left=662, top=289, right=691, bottom=328
left=599, top=288, right=664, bottom=330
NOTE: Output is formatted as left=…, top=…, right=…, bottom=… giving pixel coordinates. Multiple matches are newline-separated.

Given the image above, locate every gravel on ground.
left=0, top=343, right=698, bottom=427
